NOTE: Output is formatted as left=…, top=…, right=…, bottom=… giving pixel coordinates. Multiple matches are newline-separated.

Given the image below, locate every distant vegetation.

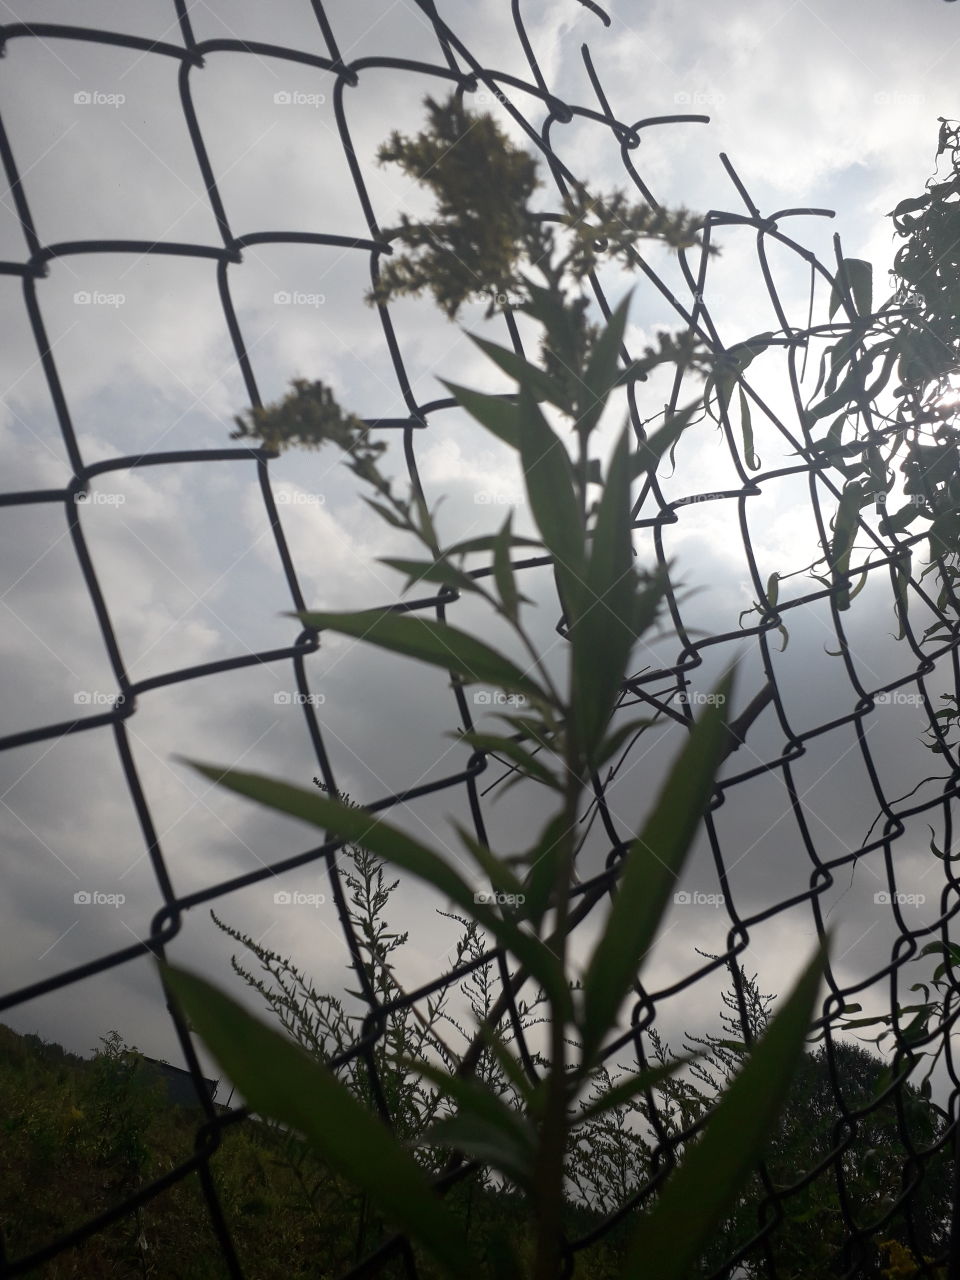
left=0, top=849, right=949, bottom=1280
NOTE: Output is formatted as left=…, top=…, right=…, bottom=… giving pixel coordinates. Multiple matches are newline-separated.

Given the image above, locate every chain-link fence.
left=1, top=2, right=958, bottom=1276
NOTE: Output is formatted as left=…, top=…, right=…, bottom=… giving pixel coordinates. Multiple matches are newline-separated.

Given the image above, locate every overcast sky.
left=2, top=0, right=960, bottom=1110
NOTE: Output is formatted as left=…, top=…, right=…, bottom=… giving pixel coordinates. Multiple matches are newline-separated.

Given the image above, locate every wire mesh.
left=0, top=2, right=958, bottom=1277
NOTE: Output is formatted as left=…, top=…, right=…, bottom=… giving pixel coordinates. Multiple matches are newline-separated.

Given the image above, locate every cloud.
left=0, top=0, right=956, bottom=1145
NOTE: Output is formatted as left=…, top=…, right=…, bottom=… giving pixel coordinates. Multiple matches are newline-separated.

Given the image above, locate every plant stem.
left=533, top=653, right=586, bottom=1279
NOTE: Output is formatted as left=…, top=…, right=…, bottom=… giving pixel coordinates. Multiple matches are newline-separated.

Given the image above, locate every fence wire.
left=0, top=2, right=958, bottom=1277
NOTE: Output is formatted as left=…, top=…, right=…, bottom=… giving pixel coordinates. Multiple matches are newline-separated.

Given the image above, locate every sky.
left=1, top=0, right=960, bottom=1119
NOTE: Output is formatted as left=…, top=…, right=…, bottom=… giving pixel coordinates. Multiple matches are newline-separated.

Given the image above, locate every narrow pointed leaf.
left=829, top=482, right=868, bottom=611
left=179, top=762, right=570, bottom=1015
left=400, top=1056, right=537, bottom=1157
left=294, top=609, right=550, bottom=705
left=444, top=532, right=542, bottom=558
left=417, top=1114, right=534, bottom=1187
left=456, top=733, right=561, bottom=790
left=380, top=557, right=483, bottom=598
left=571, top=426, right=644, bottom=764
left=580, top=672, right=733, bottom=1063
left=629, top=402, right=700, bottom=480
left=449, top=819, right=528, bottom=901
left=492, top=512, right=526, bottom=622
left=738, top=386, right=759, bottom=469
left=469, top=334, right=570, bottom=410
left=516, top=382, right=587, bottom=616
left=620, top=939, right=827, bottom=1280
left=440, top=380, right=520, bottom=450
left=706, top=335, right=773, bottom=422
left=829, top=257, right=873, bottom=320
left=576, top=290, right=633, bottom=438
left=362, top=496, right=410, bottom=531
left=520, top=813, right=571, bottom=927
left=161, top=963, right=480, bottom=1280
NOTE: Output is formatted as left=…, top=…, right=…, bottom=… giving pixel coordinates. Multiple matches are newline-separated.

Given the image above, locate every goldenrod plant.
left=162, top=93, right=827, bottom=1279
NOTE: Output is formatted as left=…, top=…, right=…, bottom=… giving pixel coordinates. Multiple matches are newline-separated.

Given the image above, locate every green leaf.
left=829, top=482, right=868, bottom=611
left=823, top=334, right=859, bottom=398
left=492, top=512, right=528, bottom=622
left=890, top=194, right=931, bottom=222
left=468, top=334, right=570, bottom=411
left=576, top=290, right=633, bottom=439
left=705, top=334, right=773, bottom=423
left=519, top=813, right=571, bottom=927
left=738, top=386, right=759, bottom=470
left=444, top=532, right=542, bottom=558
left=829, top=258, right=873, bottom=320
left=294, top=609, right=550, bottom=705
left=490, top=711, right=560, bottom=754
left=900, top=1006, right=933, bottom=1045
left=160, top=964, right=480, bottom=1280
left=455, top=733, right=561, bottom=791
left=839, top=1015, right=892, bottom=1030
left=879, top=504, right=921, bottom=538
left=179, top=762, right=570, bottom=1018
left=892, top=549, right=912, bottom=641
left=803, top=371, right=859, bottom=429
left=440, top=380, right=520, bottom=450
left=417, top=1114, right=533, bottom=1188
left=449, top=819, right=528, bottom=901
left=580, top=671, right=733, bottom=1064
left=380, top=557, right=483, bottom=598
left=572, top=426, right=649, bottom=765
left=629, top=402, right=700, bottom=481
left=515, top=382, right=587, bottom=618
left=362, top=496, right=411, bottom=532
left=619, top=939, right=827, bottom=1280
left=400, top=1055, right=537, bottom=1181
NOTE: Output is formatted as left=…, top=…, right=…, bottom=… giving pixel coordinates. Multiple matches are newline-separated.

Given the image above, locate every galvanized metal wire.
left=1, top=2, right=958, bottom=1276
